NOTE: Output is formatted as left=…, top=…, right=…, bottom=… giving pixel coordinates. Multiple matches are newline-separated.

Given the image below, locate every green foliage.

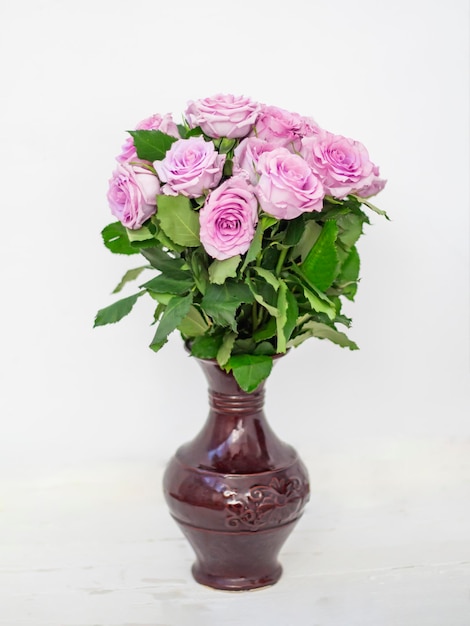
left=149, top=293, right=193, bottom=352
left=225, top=354, right=274, bottom=393
left=208, top=256, right=241, bottom=284
left=201, top=281, right=253, bottom=330
left=157, top=195, right=200, bottom=247
left=288, top=321, right=359, bottom=350
left=336, top=245, right=360, bottom=300
left=190, top=334, right=223, bottom=359
left=217, top=331, right=237, bottom=367
left=301, top=220, right=339, bottom=291
left=139, top=247, right=185, bottom=273
left=102, top=222, right=140, bottom=255
left=97, top=122, right=387, bottom=391
left=128, top=130, right=177, bottom=161
left=112, top=266, right=149, bottom=294
left=140, top=271, right=194, bottom=295
left=177, top=306, right=209, bottom=337
left=94, top=292, right=144, bottom=327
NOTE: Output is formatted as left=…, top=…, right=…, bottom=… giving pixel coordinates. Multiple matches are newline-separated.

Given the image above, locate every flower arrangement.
left=95, top=94, right=387, bottom=392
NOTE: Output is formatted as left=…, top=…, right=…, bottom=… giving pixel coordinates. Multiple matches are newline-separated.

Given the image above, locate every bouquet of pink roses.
left=95, top=94, right=387, bottom=391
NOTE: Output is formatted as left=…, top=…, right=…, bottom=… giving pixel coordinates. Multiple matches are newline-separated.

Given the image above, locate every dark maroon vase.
left=163, top=355, right=310, bottom=591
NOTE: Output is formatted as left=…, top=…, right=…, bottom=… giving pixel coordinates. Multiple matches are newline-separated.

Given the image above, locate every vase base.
left=192, top=562, right=283, bottom=591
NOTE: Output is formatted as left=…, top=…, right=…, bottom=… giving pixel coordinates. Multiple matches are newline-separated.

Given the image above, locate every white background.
left=0, top=1, right=469, bottom=625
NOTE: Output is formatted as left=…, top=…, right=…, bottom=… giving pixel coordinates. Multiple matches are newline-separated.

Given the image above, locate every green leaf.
left=217, top=331, right=237, bottom=367
left=101, top=222, right=139, bottom=255
left=288, top=266, right=336, bottom=320
left=353, top=195, right=390, bottom=220
left=292, top=220, right=321, bottom=262
left=201, top=281, right=253, bottom=330
left=208, top=255, right=241, bottom=284
left=139, top=247, right=185, bottom=274
left=112, top=266, right=148, bottom=294
left=302, top=285, right=336, bottom=320
left=336, top=245, right=360, bottom=301
left=248, top=278, right=279, bottom=317
left=301, top=220, right=339, bottom=291
left=252, top=267, right=280, bottom=291
left=226, top=354, right=273, bottom=393
left=149, top=292, right=193, bottom=352
left=147, top=292, right=173, bottom=305
left=190, top=334, right=223, bottom=359
left=157, top=195, right=200, bottom=247
left=126, top=225, right=155, bottom=242
left=284, top=288, right=299, bottom=344
left=128, top=129, right=177, bottom=161
left=336, top=213, right=366, bottom=249
left=253, top=341, right=276, bottom=356
left=261, top=215, right=278, bottom=230
left=176, top=123, right=187, bottom=139
left=177, top=125, right=203, bottom=139
left=177, top=305, right=209, bottom=337
left=94, top=292, right=144, bottom=327
left=140, top=271, right=194, bottom=294
left=261, top=246, right=281, bottom=271
left=153, top=303, right=165, bottom=324
left=290, top=321, right=359, bottom=350
left=253, top=317, right=277, bottom=341
left=283, top=216, right=306, bottom=246
left=241, top=220, right=264, bottom=271
left=155, top=228, right=185, bottom=253
left=189, top=247, right=209, bottom=295
left=232, top=338, right=257, bottom=355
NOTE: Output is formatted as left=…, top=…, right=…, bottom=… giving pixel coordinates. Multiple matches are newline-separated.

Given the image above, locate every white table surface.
left=1, top=437, right=469, bottom=626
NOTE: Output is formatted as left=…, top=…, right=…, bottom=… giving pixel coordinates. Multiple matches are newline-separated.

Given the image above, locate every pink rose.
left=233, top=137, right=277, bottom=184
left=136, top=113, right=179, bottom=135
left=300, top=116, right=321, bottom=138
left=253, top=105, right=311, bottom=149
left=185, top=94, right=261, bottom=139
left=255, top=148, right=324, bottom=220
left=301, top=131, right=375, bottom=198
left=107, top=162, right=160, bottom=229
left=117, top=113, right=179, bottom=163
left=153, top=136, right=226, bottom=198
left=199, top=176, right=258, bottom=260
left=355, top=165, right=387, bottom=198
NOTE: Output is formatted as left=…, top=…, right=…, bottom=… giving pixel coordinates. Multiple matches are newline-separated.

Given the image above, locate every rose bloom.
left=107, top=163, right=160, bottom=229
left=254, top=105, right=317, bottom=150
left=185, top=94, right=261, bottom=139
left=301, top=130, right=375, bottom=198
left=117, top=113, right=179, bottom=163
left=354, top=165, right=387, bottom=198
left=255, top=148, right=324, bottom=220
left=154, top=136, right=226, bottom=198
left=233, top=137, right=277, bottom=184
left=301, top=115, right=321, bottom=138
left=199, top=176, right=258, bottom=260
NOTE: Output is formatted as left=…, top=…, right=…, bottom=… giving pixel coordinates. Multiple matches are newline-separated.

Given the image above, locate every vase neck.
left=197, top=357, right=266, bottom=420
left=209, top=386, right=265, bottom=416
left=177, top=357, right=294, bottom=474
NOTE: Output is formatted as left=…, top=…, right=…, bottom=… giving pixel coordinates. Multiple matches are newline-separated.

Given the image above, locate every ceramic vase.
left=163, top=355, right=310, bottom=591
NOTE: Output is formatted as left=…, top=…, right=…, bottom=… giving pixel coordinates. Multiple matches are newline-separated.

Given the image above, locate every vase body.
left=163, top=356, right=310, bottom=591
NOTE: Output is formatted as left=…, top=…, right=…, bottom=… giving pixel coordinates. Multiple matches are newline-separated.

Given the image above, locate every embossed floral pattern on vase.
left=224, top=476, right=309, bottom=529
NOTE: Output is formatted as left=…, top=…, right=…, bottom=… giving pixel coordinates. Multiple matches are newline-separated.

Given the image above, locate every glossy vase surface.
left=163, top=356, right=310, bottom=591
